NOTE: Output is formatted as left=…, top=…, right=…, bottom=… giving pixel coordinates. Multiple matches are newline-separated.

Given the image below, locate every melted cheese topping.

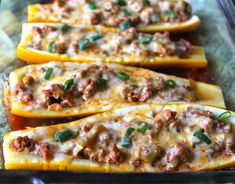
left=29, top=0, right=192, bottom=27
left=4, top=104, right=235, bottom=172
left=8, top=62, right=224, bottom=118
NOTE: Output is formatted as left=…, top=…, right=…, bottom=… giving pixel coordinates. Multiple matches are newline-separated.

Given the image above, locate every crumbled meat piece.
left=13, top=84, right=33, bottom=104
left=55, top=0, right=67, bottom=7
left=32, top=27, right=43, bottom=38
left=121, top=28, right=137, bottom=42
left=42, top=83, right=76, bottom=108
left=165, top=143, right=191, bottom=170
left=103, top=2, right=119, bottom=13
left=223, top=124, right=233, bottom=134
left=80, top=64, right=113, bottom=78
left=48, top=103, right=63, bottom=111
left=55, top=42, right=67, bottom=54
left=105, top=143, right=123, bottom=164
left=79, top=78, right=97, bottom=100
left=35, top=142, right=54, bottom=160
left=154, top=110, right=177, bottom=125
left=89, top=12, right=102, bottom=25
left=225, top=135, right=235, bottom=156
left=22, top=75, right=34, bottom=86
left=9, top=136, right=35, bottom=152
left=131, top=159, right=142, bottom=167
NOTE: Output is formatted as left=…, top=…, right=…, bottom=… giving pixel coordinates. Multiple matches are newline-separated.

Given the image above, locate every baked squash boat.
left=28, top=0, right=200, bottom=33
left=6, top=62, right=224, bottom=122
left=3, top=104, right=235, bottom=171
left=17, top=23, right=207, bottom=68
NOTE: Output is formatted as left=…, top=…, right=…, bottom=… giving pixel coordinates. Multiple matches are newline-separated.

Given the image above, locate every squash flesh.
left=4, top=104, right=235, bottom=171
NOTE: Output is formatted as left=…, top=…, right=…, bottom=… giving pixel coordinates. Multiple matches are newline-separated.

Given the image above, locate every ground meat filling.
left=40, top=0, right=192, bottom=26
left=9, top=136, right=54, bottom=160
left=28, top=24, right=192, bottom=58
left=119, top=77, right=197, bottom=103
left=165, top=143, right=192, bottom=170
left=12, top=75, right=34, bottom=104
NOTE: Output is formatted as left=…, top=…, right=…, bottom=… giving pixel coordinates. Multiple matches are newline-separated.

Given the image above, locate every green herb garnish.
left=88, top=1, right=97, bottom=10
left=217, top=111, right=232, bottom=122
left=117, top=72, right=130, bottom=81
left=54, top=129, right=76, bottom=142
left=139, top=34, right=153, bottom=45
left=167, top=10, right=177, bottom=18
left=119, top=20, right=131, bottom=30
left=193, top=130, right=211, bottom=145
left=144, top=0, right=150, bottom=6
left=64, top=79, right=74, bottom=91
left=61, top=24, right=70, bottom=32
left=96, top=77, right=106, bottom=89
left=121, top=127, right=135, bottom=148
left=44, top=67, right=54, bottom=80
left=165, top=79, right=176, bottom=88
left=123, top=9, right=131, bottom=17
left=78, top=39, right=89, bottom=50
left=116, top=0, right=126, bottom=6
left=137, top=122, right=149, bottom=133
left=88, top=33, right=103, bottom=42
left=48, top=41, right=56, bottom=53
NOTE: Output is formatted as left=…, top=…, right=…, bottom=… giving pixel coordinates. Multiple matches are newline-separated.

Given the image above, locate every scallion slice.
left=116, top=72, right=130, bottom=81
left=193, top=130, right=211, bottom=145
left=44, top=67, right=53, bottom=80
left=54, top=129, right=76, bottom=142
left=88, top=1, right=97, bottom=10
left=78, top=39, right=89, bottom=50
left=61, top=24, right=70, bottom=32
left=88, top=33, right=103, bottom=42
left=64, top=79, right=74, bottom=91
left=96, top=77, right=106, bottom=89
left=139, top=34, right=153, bottom=45
left=116, top=0, right=126, bottom=6
left=121, top=127, right=135, bottom=148
left=137, top=122, right=149, bottom=133
left=165, top=79, right=176, bottom=88
left=217, top=111, right=232, bottom=122
left=119, top=20, right=131, bottom=30
left=48, top=41, right=56, bottom=53
left=167, top=10, right=176, bottom=18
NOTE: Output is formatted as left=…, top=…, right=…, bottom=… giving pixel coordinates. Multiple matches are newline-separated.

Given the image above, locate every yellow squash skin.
left=28, top=3, right=200, bottom=33
left=3, top=104, right=235, bottom=171
left=8, top=62, right=225, bottom=119
left=17, top=23, right=207, bottom=68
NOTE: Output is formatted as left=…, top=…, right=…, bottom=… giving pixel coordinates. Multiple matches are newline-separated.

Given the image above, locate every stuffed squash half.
left=28, top=0, right=200, bottom=33
left=6, top=62, right=224, bottom=121
left=3, top=104, right=235, bottom=171
left=17, top=23, right=207, bottom=68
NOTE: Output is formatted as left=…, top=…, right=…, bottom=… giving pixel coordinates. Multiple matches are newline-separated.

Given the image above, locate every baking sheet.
left=0, top=0, right=234, bottom=171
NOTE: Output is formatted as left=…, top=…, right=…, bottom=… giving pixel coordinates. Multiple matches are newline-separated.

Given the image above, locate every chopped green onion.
left=55, top=129, right=76, bottom=142
left=96, top=77, right=106, bottom=89
left=88, top=1, right=97, bottom=10
left=137, top=122, right=149, bottom=133
left=165, top=79, right=176, bottom=88
left=44, top=67, right=54, bottom=80
left=88, top=33, right=103, bottom=42
left=78, top=39, right=89, bottom=50
left=193, top=130, right=211, bottom=145
left=144, top=0, right=150, bottom=6
left=61, top=24, right=70, bottom=32
left=217, top=111, right=232, bottom=122
left=64, top=79, right=74, bottom=91
left=117, top=72, right=130, bottom=81
left=167, top=10, right=177, bottom=18
left=41, top=122, right=49, bottom=126
left=119, top=20, right=131, bottom=30
left=121, top=127, right=135, bottom=148
left=116, top=0, right=126, bottom=6
left=123, top=9, right=131, bottom=17
left=139, top=34, right=153, bottom=45
left=48, top=41, right=56, bottom=53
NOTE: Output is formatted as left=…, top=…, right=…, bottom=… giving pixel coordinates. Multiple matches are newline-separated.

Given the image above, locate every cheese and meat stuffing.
left=27, top=25, right=191, bottom=58
left=7, top=62, right=225, bottom=118
left=29, top=0, right=192, bottom=27
left=3, top=104, right=235, bottom=171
